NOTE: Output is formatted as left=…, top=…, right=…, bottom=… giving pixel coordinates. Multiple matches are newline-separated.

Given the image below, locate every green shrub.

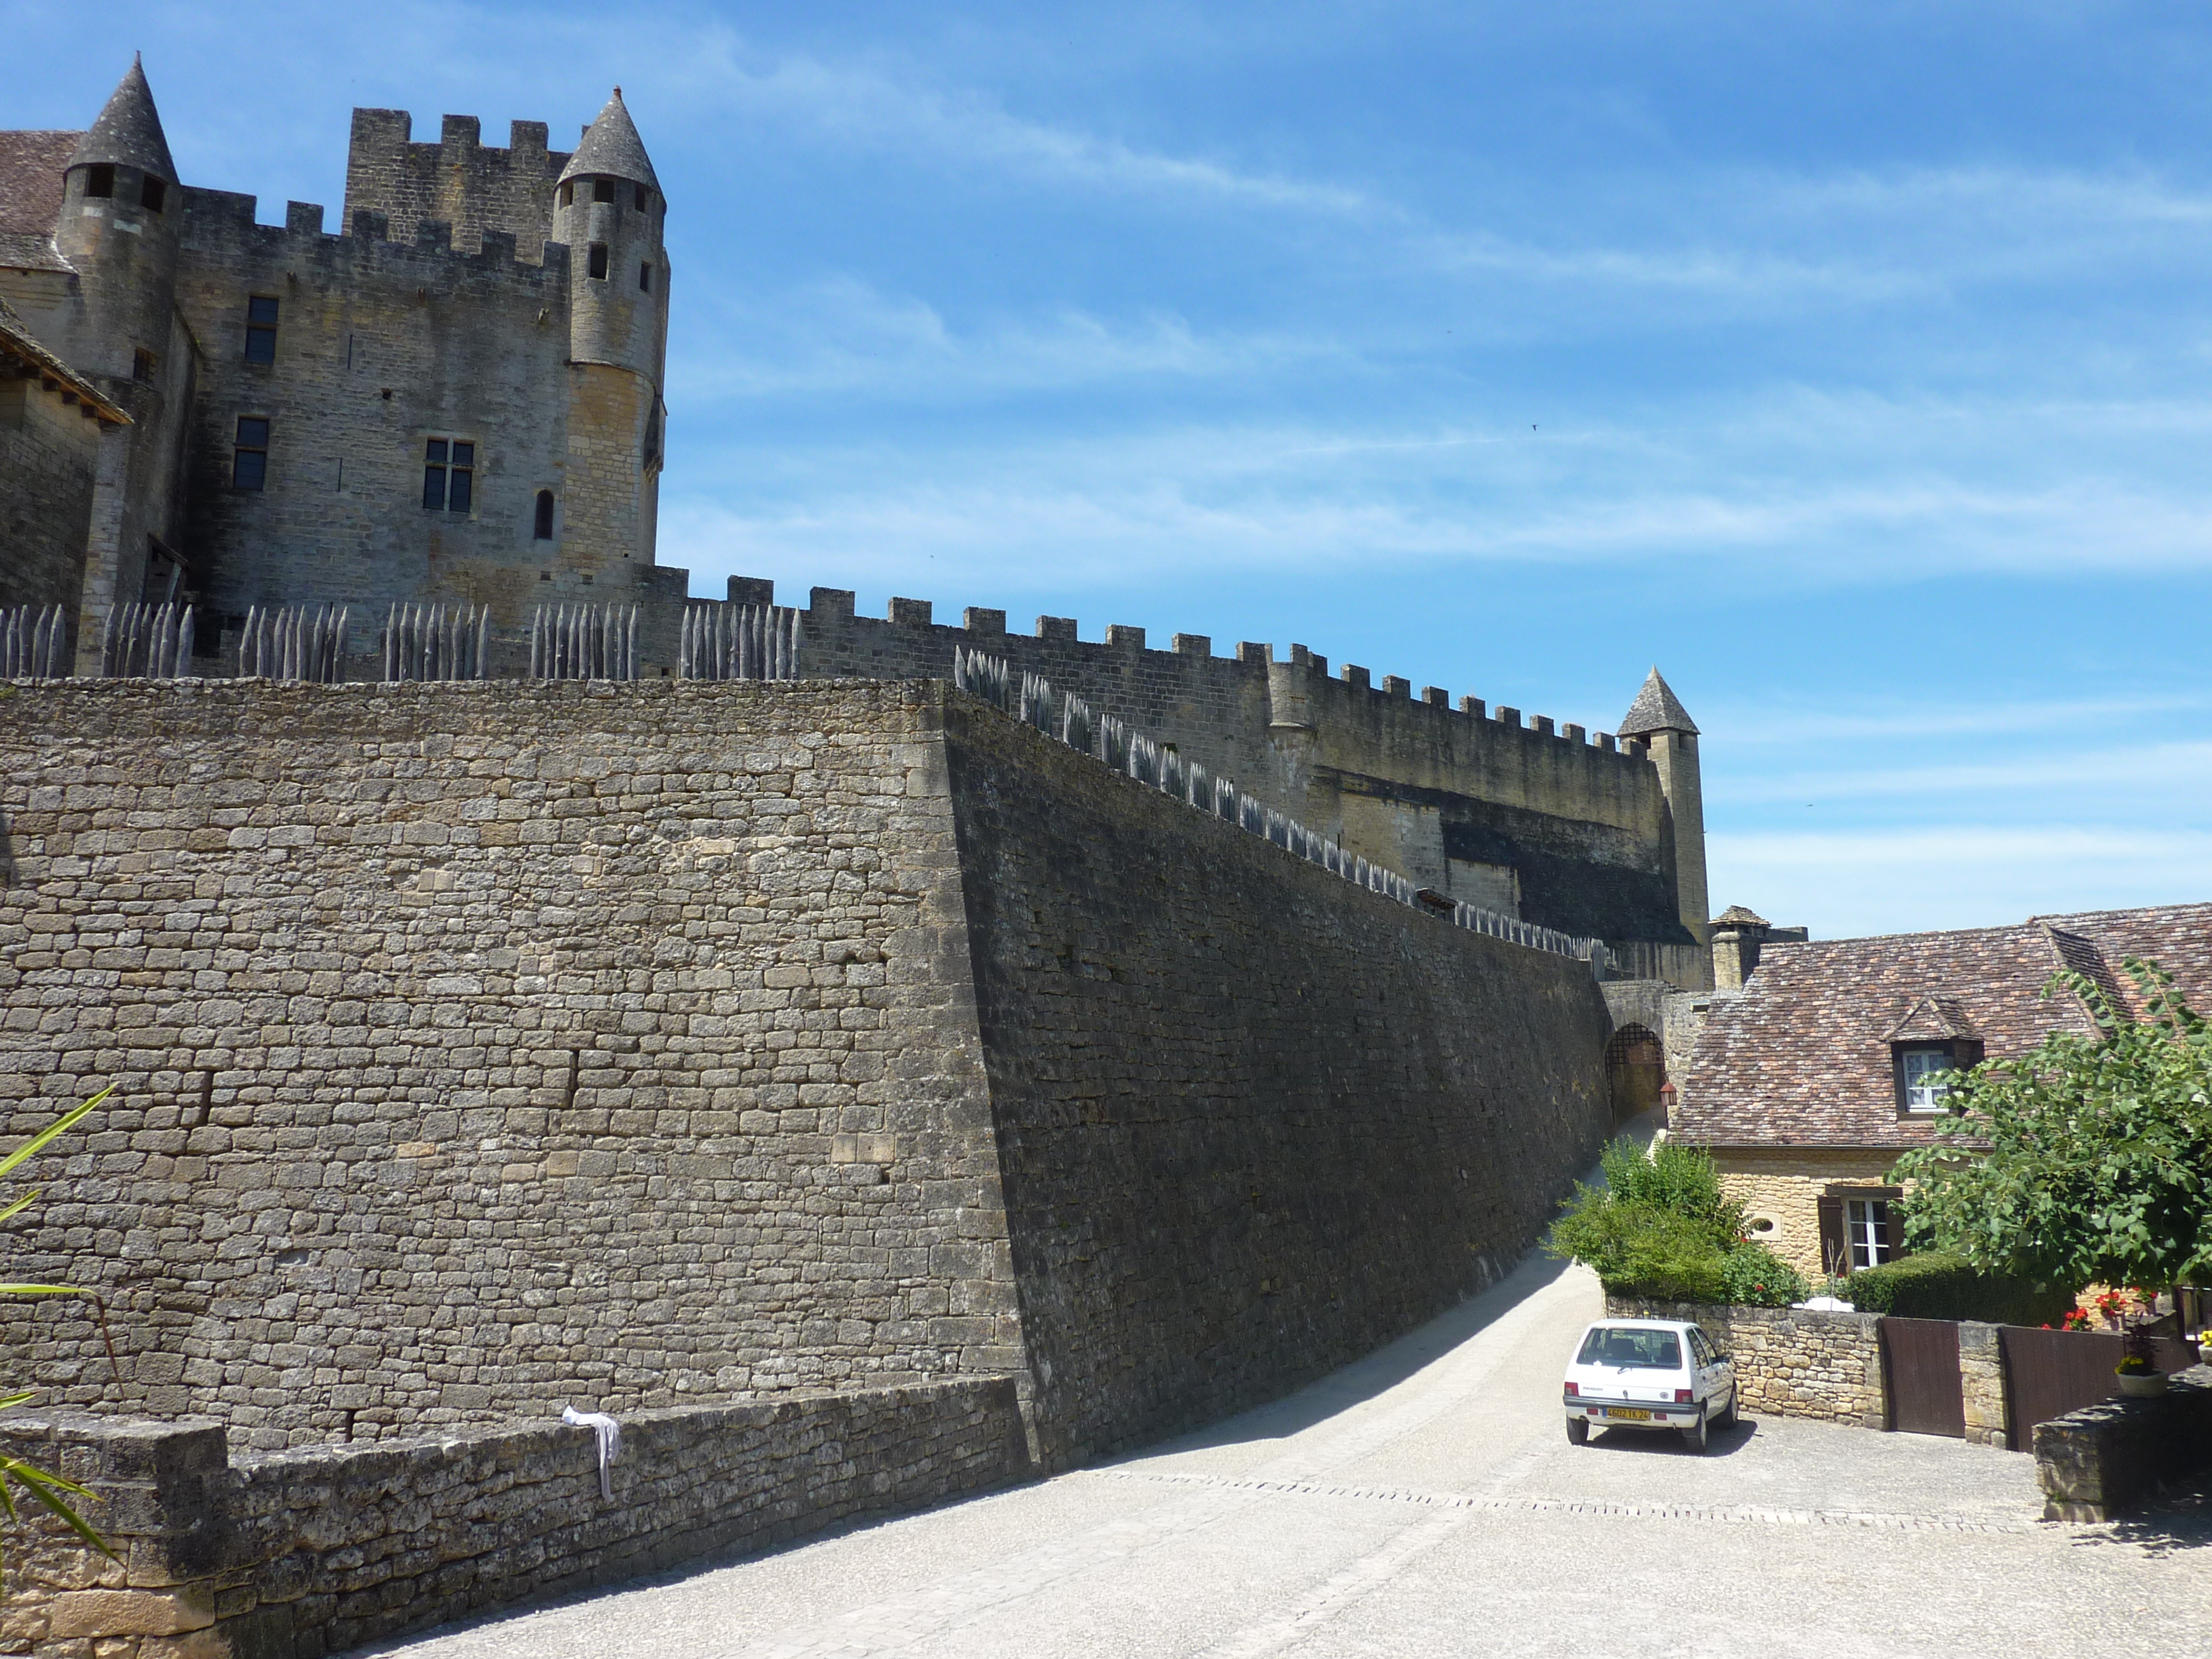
left=1845, top=1250, right=2076, bottom=1325
left=1548, top=1142, right=1742, bottom=1303
left=1720, top=1242, right=1809, bottom=1308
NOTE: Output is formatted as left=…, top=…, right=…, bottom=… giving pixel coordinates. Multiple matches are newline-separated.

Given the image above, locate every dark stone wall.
left=0, top=376, right=99, bottom=612
left=0, top=1380, right=1028, bottom=1658
left=942, top=695, right=1615, bottom=1467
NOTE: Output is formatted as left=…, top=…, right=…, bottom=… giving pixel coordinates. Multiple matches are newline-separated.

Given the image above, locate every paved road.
left=381, top=1251, right=2211, bottom=1658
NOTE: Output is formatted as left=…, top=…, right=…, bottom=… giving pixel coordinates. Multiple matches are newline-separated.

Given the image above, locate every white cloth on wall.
left=561, top=1404, right=623, bottom=1499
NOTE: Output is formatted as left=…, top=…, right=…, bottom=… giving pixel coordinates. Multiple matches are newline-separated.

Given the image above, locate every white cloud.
left=1716, top=740, right=2212, bottom=806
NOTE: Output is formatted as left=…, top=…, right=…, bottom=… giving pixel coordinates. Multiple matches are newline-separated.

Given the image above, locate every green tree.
left=1892, top=960, right=2212, bottom=1290
left=0, top=1089, right=116, bottom=1569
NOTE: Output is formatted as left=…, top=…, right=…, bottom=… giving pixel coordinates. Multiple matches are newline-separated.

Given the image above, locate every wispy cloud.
left=662, top=32, right=1373, bottom=215
left=1717, top=740, right=2212, bottom=806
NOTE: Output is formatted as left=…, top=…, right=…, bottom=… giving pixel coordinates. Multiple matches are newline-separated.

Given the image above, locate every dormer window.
left=1894, top=1041, right=1978, bottom=1113
left=593, top=178, right=615, bottom=204
left=85, top=164, right=114, bottom=199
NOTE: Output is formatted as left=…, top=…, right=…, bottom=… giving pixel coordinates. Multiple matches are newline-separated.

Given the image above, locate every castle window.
left=588, top=243, right=609, bottom=280
left=534, top=489, right=555, bottom=540
left=233, top=418, right=269, bottom=491
left=593, top=178, right=615, bottom=204
left=559, top=181, right=574, bottom=207
left=132, top=348, right=156, bottom=383
left=140, top=176, right=166, bottom=214
left=421, top=438, right=475, bottom=512
left=244, top=296, right=279, bottom=365
left=84, top=165, right=113, bottom=199
left=638, top=261, right=652, bottom=292
left=634, top=183, right=647, bottom=210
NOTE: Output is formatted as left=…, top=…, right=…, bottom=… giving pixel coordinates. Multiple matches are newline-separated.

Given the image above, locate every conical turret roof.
left=1617, top=666, right=1698, bottom=737
left=557, top=89, right=659, bottom=192
left=69, top=55, right=177, bottom=183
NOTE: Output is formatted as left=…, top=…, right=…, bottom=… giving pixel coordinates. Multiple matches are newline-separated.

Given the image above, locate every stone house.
left=1673, top=902, right=2212, bottom=1279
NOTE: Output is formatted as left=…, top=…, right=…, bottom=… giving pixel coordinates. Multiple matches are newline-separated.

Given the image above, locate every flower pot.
left=2115, top=1372, right=2167, bottom=1398
left=2198, top=1344, right=2212, bottom=1367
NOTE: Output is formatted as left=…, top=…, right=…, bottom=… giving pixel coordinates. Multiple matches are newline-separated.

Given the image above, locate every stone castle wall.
left=0, top=678, right=1013, bottom=1448
left=0, top=374, right=102, bottom=614
left=944, top=698, right=1615, bottom=1465
left=341, top=109, right=569, bottom=261
left=1, top=675, right=1621, bottom=1467
left=0, top=1379, right=1027, bottom=1659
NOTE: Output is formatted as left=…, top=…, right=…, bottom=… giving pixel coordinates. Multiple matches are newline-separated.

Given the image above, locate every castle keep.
left=0, top=61, right=674, bottom=651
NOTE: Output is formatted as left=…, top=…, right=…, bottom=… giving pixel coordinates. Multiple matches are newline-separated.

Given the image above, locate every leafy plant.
left=1548, top=1141, right=1749, bottom=1303
left=1720, top=1242, right=1809, bottom=1308
left=1891, top=959, right=2212, bottom=1291
left=0, top=1089, right=116, bottom=1568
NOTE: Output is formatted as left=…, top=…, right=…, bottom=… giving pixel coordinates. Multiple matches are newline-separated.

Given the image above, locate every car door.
left=1686, top=1327, right=1721, bottom=1410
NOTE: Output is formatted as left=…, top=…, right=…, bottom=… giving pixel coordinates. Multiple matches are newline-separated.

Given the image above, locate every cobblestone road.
left=377, top=1252, right=2211, bottom=1658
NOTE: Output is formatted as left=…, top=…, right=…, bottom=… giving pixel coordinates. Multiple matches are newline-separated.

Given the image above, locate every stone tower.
left=47, top=57, right=195, bottom=668
left=550, top=90, right=669, bottom=584
left=1618, top=666, right=1709, bottom=951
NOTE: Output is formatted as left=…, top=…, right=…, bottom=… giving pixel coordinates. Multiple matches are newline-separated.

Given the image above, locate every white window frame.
left=1900, top=1045, right=1954, bottom=1113
left=1846, top=1198, right=1893, bottom=1270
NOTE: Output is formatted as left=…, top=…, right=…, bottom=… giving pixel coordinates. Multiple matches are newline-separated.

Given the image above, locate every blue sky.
left=11, top=1, right=2212, bottom=940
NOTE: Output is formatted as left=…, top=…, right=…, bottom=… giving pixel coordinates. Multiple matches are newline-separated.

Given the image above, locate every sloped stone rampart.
left=2033, top=1366, right=2212, bottom=1521
left=0, top=1379, right=1027, bottom=1658
left=950, top=704, right=1617, bottom=1466
left=1606, top=1297, right=1885, bottom=1427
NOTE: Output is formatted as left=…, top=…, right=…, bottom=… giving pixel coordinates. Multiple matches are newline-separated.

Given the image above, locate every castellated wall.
left=341, top=109, right=569, bottom=263
left=170, top=192, right=626, bottom=624
left=780, top=580, right=1689, bottom=951
left=943, top=699, right=1614, bottom=1464
left=0, top=675, right=1612, bottom=1471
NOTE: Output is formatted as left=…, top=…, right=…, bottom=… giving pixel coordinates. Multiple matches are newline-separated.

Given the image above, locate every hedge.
left=1845, top=1250, right=2075, bottom=1326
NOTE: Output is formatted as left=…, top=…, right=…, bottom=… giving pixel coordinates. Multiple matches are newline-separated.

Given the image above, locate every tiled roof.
left=0, top=293, right=130, bottom=424
left=69, top=58, right=178, bottom=183
left=557, top=89, right=659, bottom=191
left=1618, top=666, right=1698, bottom=737
left=0, top=130, right=78, bottom=238
left=1675, top=902, right=2212, bottom=1148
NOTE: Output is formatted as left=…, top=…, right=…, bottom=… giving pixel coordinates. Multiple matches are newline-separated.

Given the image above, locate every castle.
left=0, top=59, right=675, bottom=651
left=1, top=62, right=1716, bottom=987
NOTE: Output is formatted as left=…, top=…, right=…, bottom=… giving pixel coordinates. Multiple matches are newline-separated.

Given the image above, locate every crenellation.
left=1497, top=704, right=1521, bottom=726
left=964, top=606, right=1006, bottom=634
left=285, top=200, right=324, bottom=235
left=1382, top=674, right=1410, bottom=697
left=888, top=597, right=932, bottom=626
left=1344, top=663, right=1370, bottom=688
left=1423, top=685, right=1447, bottom=706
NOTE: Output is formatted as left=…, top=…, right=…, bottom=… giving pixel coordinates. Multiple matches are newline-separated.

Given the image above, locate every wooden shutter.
left=1817, top=1193, right=1847, bottom=1277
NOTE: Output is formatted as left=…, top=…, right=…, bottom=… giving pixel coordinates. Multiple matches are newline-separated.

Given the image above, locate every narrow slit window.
left=244, top=296, right=279, bottom=364
left=233, top=417, right=269, bottom=490
left=140, top=176, right=166, bottom=213
left=638, top=261, right=652, bottom=292
left=84, top=164, right=113, bottom=199
left=534, top=489, right=555, bottom=540
left=634, top=183, right=647, bottom=210
left=132, top=348, right=156, bottom=383
left=422, top=438, right=475, bottom=512
left=593, top=178, right=615, bottom=204
left=588, top=243, right=609, bottom=280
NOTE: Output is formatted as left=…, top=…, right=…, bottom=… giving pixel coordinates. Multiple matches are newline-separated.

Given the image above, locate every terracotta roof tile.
left=0, top=130, right=78, bottom=238
left=1675, top=901, right=2212, bottom=1150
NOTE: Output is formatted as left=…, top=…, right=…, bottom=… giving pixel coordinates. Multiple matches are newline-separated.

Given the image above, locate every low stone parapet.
left=1604, top=1296, right=1883, bottom=1427
left=0, top=1378, right=1028, bottom=1657
left=2033, top=1366, right=2212, bottom=1521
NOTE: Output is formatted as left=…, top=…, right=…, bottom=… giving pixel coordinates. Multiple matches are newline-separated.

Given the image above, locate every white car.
left=1563, top=1318, right=1738, bottom=1453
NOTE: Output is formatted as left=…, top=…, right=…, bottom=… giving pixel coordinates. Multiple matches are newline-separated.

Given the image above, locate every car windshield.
left=1576, top=1327, right=1683, bottom=1370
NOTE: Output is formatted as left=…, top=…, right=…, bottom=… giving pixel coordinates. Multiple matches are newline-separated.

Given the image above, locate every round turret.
left=551, top=89, right=669, bottom=383
left=53, top=56, right=183, bottom=383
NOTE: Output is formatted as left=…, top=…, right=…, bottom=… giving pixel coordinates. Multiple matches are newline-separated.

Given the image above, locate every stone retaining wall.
left=1605, top=1297, right=1884, bottom=1427
left=2034, top=1366, right=2212, bottom=1521
left=0, top=1378, right=1027, bottom=1658
left=1957, top=1321, right=2006, bottom=1448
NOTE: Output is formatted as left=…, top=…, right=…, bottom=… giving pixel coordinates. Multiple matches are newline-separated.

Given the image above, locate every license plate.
left=1604, top=1407, right=1652, bottom=1421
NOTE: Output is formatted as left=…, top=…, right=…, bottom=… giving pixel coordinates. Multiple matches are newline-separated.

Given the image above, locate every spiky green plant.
left=0, top=1088, right=117, bottom=1567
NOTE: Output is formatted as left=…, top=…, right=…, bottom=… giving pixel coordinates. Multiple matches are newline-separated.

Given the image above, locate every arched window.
left=534, top=490, right=555, bottom=540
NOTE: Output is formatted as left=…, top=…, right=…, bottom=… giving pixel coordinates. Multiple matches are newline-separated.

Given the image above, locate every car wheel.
left=1566, top=1415, right=1589, bottom=1444
left=1713, top=1392, right=1737, bottom=1431
left=1680, top=1413, right=1709, bottom=1454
